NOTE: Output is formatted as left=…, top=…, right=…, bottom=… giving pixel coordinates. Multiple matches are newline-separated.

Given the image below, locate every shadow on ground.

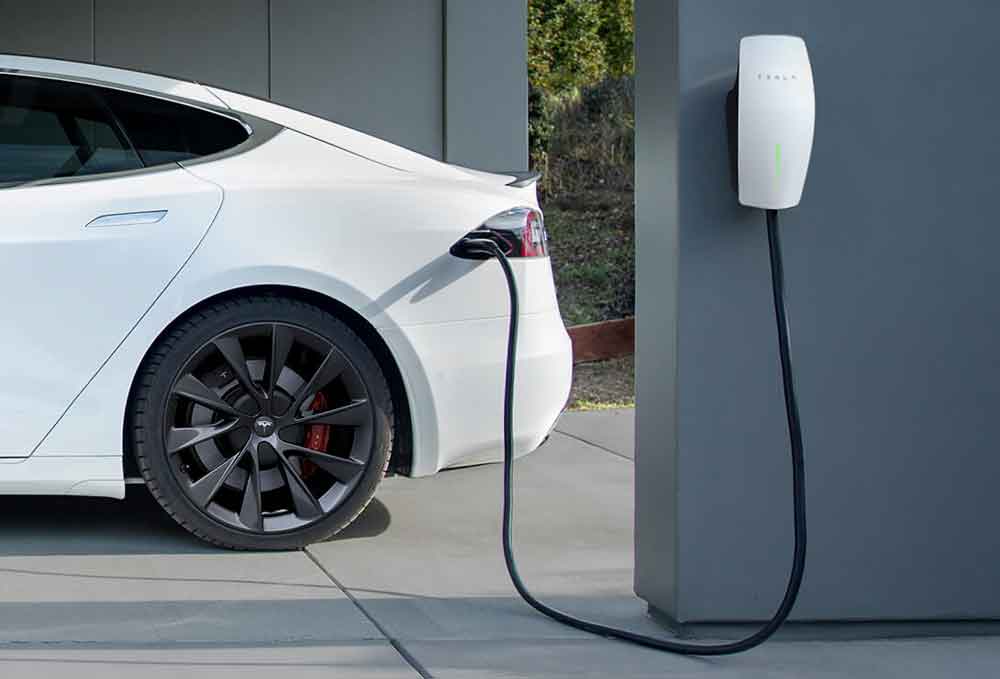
left=0, top=487, right=391, bottom=556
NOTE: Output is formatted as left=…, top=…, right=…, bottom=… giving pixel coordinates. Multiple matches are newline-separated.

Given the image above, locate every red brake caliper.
left=301, top=392, right=330, bottom=478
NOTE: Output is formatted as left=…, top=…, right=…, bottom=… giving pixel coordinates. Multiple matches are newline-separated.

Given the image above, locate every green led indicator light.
left=776, top=143, right=782, bottom=178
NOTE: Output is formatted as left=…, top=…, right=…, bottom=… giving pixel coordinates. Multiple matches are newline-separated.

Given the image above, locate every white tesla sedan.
left=0, top=55, right=571, bottom=549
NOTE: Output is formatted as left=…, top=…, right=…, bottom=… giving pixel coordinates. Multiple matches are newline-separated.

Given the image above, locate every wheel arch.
left=124, top=284, right=414, bottom=477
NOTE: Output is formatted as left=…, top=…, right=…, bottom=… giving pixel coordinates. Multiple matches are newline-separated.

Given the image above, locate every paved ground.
left=1, top=407, right=998, bottom=677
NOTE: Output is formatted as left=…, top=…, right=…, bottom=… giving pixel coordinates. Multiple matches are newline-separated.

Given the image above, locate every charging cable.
left=454, top=208, right=806, bottom=655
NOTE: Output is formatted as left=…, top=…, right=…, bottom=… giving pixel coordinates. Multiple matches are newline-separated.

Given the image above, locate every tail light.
left=456, top=207, right=548, bottom=259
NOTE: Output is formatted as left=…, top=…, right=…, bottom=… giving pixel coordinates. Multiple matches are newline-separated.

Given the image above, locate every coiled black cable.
left=461, top=207, right=806, bottom=655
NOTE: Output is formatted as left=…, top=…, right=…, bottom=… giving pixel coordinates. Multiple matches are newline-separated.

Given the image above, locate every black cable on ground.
left=475, top=207, right=807, bottom=655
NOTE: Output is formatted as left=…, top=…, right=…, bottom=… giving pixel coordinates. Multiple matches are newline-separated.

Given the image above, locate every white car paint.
left=0, top=55, right=572, bottom=499
left=0, top=168, right=222, bottom=454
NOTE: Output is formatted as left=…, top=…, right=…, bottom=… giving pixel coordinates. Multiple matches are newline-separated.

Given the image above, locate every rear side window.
left=0, top=75, right=142, bottom=183
left=102, top=88, right=250, bottom=166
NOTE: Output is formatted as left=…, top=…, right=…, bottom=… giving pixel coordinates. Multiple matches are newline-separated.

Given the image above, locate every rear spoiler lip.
left=503, top=170, right=542, bottom=188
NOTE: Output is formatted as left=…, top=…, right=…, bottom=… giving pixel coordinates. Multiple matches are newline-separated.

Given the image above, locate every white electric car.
left=0, top=55, right=571, bottom=549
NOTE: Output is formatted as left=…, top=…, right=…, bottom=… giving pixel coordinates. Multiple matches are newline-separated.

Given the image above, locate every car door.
left=0, top=74, right=239, bottom=456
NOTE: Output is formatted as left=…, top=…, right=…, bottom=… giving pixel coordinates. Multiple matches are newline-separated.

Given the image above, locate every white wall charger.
left=729, top=35, right=816, bottom=210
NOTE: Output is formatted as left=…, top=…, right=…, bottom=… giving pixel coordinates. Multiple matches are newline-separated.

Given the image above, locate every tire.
left=129, top=294, right=394, bottom=550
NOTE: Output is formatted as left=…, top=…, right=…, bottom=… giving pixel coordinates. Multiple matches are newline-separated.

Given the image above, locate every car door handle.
left=86, top=210, right=168, bottom=228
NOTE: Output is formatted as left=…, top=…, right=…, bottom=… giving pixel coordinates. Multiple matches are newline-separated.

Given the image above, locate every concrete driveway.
left=1, top=408, right=998, bottom=677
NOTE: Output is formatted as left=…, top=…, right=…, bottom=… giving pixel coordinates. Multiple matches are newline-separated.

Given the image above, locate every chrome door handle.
left=86, top=210, right=168, bottom=228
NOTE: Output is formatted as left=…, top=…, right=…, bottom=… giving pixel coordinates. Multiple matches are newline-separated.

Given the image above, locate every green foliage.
left=597, top=0, right=635, bottom=79
left=527, top=0, right=634, bottom=179
left=529, top=4, right=635, bottom=407
left=528, top=86, right=556, bottom=175
left=528, top=0, right=604, bottom=96
left=528, top=0, right=634, bottom=96
left=545, top=203, right=634, bottom=325
left=543, top=76, right=634, bottom=199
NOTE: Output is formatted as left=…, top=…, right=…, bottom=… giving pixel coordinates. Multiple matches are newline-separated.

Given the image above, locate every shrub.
left=541, top=76, right=634, bottom=202
left=527, top=0, right=634, bottom=197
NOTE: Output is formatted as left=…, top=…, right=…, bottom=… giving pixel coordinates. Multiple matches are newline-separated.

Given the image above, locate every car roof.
left=0, top=53, right=223, bottom=108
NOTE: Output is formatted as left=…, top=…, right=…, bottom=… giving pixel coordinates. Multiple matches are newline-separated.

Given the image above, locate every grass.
left=544, top=190, right=634, bottom=327
left=544, top=190, right=635, bottom=409
left=544, top=190, right=635, bottom=410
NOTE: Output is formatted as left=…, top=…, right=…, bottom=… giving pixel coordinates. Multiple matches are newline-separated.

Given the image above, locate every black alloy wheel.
left=130, top=296, right=393, bottom=549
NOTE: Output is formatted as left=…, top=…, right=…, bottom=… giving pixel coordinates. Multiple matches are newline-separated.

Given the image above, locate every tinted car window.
left=102, top=88, right=250, bottom=166
left=0, top=75, right=142, bottom=183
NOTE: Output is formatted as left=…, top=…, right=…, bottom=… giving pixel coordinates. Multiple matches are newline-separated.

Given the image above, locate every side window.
left=0, top=75, right=143, bottom=183
left=102, top=88, right=250, bottom=166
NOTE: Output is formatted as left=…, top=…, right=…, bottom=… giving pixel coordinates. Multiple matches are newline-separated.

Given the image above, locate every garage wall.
left=633, top=0, right=681, bottom=619
left=0, top=0, right=527, bottom=169
left=636, top=0, right=1000, bottom=623
left=270, top=0, right=442, bottom=159
left=0, top=0, right=93, bottom=61
left=95, top=0, right=270, bottom=99
left=444, top=0, right=528, bottom=170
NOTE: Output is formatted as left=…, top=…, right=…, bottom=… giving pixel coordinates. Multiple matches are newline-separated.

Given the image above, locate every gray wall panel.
left=0, top=0, right=92, bottom=61
left=94, top=0, right=268, bottom=98
left=645, top=0, right=1000, bottom=622
left=2, top=1, right=526, bottom=169
left=632, top=0, right=680, bottom=618
left=270, top=0, right=444, bottom=159
left=445, top=0, right=527, bottom=170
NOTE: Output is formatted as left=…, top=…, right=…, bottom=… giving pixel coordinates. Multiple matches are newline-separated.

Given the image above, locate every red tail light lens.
left=478, top=207, right=548, bottom=258
left=521, top=209, right=546, bottom=257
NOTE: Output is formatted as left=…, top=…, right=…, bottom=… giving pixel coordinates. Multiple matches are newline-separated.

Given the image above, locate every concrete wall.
left=0, top=0, right=527, bottom=169
left=444, top=0, right=528, bottom=170
left=636, top=0, right=1000, bottom=622
left=633, top=0, right=681, bottom=619
left=0, top=0, right=93, bottom=61
left=95, top=0, right=270, bottom=99
left=270, top=0, right=443, bottom=158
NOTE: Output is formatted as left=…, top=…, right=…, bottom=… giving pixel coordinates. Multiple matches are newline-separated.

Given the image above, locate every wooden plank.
left=568, top=318, right=635, bottom=364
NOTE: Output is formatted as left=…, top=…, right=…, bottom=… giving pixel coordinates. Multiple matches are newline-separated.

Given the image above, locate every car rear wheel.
left=129, top=295, right=393, bottom=550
